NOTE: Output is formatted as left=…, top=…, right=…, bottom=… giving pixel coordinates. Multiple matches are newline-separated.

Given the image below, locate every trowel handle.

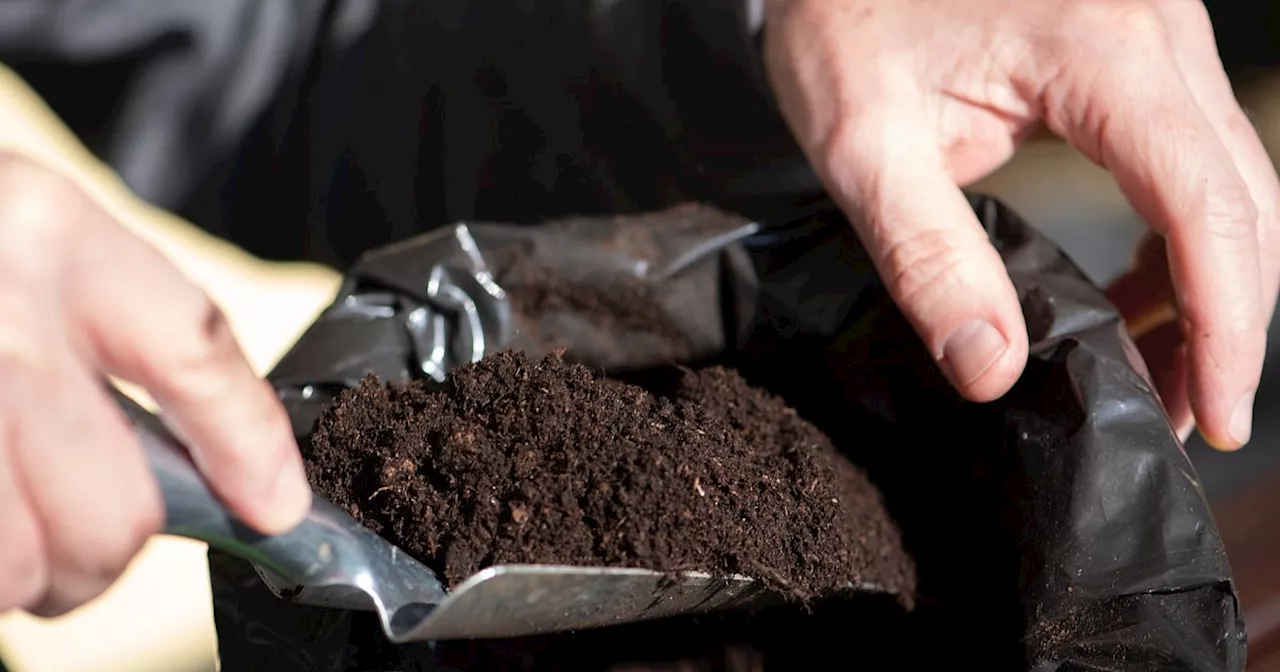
left=113, top=388, right=348, bottom=584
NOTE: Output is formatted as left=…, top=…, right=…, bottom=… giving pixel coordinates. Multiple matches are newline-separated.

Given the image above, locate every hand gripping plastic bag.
left=209, top=195, right=1244, bottom=671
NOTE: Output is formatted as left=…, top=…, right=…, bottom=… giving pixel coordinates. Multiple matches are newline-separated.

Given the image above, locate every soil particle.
left=492, top=240, right=682, bottom=343
left=303, top=350, right=915, bottom=604
left=486, top=203, right=744, bottom=364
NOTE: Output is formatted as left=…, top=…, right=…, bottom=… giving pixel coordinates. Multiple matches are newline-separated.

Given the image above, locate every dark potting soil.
left=491, top=240, right=681, bottom=342
left=487, top=203, right=742, bottom=361
left=303, top=350, right=916, bottom=604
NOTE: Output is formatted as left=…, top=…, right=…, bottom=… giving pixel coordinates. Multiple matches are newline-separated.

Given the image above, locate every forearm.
left=0, top=64, right=341, bottom=374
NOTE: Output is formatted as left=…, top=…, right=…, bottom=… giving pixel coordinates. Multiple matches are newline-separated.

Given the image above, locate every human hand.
left=762, top=0, right=1279, bottom=450
left=0, top=154, right=311, bottom=618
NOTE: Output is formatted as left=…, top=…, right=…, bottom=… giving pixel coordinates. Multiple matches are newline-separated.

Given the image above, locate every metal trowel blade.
left=264, top=563, right=889, bottom=643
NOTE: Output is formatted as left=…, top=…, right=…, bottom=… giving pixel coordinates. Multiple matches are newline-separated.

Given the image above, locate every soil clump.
left=304, top=350, right=914, bottom=604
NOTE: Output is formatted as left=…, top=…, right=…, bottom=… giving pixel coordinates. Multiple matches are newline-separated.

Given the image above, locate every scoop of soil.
left=303, top=350, right=915, bottom=604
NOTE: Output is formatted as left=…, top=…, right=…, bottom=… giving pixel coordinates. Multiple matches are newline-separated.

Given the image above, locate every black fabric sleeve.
left=0, top=0, right=331, bottom=210
left=0, top=0, right=805, bottom=270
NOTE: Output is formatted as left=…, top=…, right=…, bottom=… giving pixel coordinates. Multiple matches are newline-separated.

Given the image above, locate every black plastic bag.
left=210, top=195, right=1245, bottom=671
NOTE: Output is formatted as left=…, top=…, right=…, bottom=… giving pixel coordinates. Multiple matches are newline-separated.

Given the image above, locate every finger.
left=1157, top=0, right=1280, bottom=451
left=816, top=101, right=1028, bottom=401
left=25, top=386, right=163, bottom=617
left=1045, top=18, right=1266, bottom=450
left=0, top=426, right=47, bottom=614
left=59, top=196, right=309, bottom=535
left=0, top=318, right=161, bottom=616
left=1159, top=0, right=1280, bottom=325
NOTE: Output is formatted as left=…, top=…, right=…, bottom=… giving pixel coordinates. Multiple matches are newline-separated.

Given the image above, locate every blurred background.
left=0, top=1, right=1277, bottom=670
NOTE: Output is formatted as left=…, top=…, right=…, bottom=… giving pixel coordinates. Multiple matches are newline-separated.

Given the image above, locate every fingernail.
left=259, top=454, right=312, bottom=534
left=1229, top=392, right=1256, bottom=448
left=940, top=320, right=1009, bottom=388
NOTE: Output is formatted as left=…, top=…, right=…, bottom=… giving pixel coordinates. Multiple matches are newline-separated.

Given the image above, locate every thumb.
left=817, top=113, right=1028, bottom=401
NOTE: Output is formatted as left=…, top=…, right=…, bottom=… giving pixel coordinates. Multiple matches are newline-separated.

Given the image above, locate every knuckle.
left=124, top=480, right=165, bottom=548
left=219, top=389, right=293, bottom=474
left=1180, top=284, right=1266, bottom=350
left=1060, top=0, right=1168, bottom=52
left=815, top=119, right=880, bottom=198
left=0, top=151, right=64, bottom=196
left=1223, top=108, right=1262, bottom=145
left=1111, top=4, right=1168, bottom=51
left=0, top=153, right=80, bottom=250
left=1163, top=0, right=1216, bottom=39
left=1201, top=187, right=1260, bottom=244
left=0, top=270, right=48, bottom=352
left=48, top=453, right=163, bottom=590
left=85, top=503, right=161, bottom=585
left=816, top=123, right=859, bottom=187
left=122, top=502, right=163, bottom=564
left=877, top=227, right=984, bottom=314
left=145, top=300, right=242, bottom=402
